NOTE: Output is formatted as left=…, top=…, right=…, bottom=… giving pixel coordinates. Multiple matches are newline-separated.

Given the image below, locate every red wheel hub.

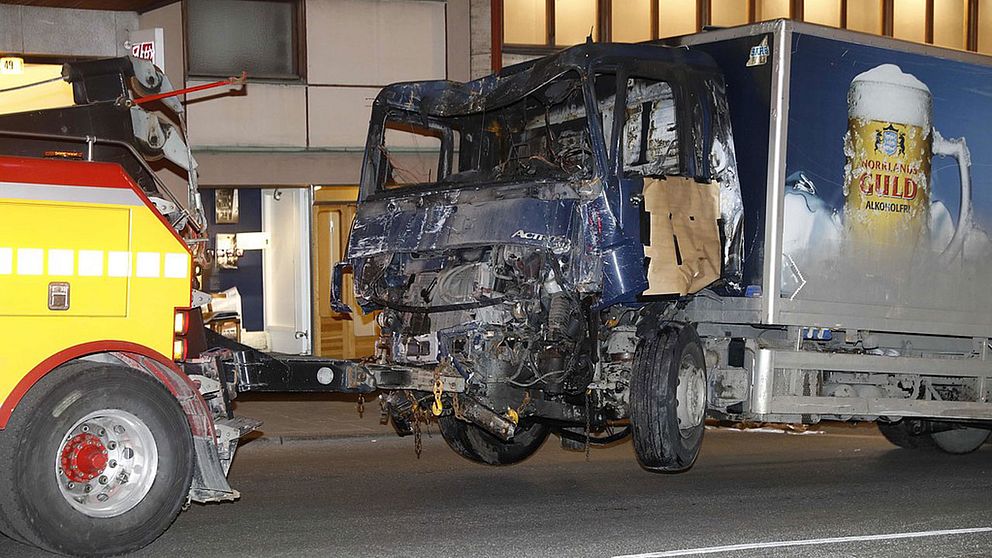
left=60, top=433, right=108, bottom=483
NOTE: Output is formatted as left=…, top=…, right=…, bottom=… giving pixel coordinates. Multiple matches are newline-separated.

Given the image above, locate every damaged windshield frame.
left=361, top=70, right=610, bottom=199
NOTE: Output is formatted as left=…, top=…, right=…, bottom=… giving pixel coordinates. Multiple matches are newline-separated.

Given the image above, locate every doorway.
left=312, top=187, right=377, bottom=358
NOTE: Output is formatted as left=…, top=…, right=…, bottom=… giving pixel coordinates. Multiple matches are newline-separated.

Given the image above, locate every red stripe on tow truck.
left=0, top=341, right=193, bottom=429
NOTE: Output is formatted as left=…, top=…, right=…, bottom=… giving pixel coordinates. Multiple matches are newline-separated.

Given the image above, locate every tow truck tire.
left=0, top=361, right=194, bottom=557
left=438, top=416, right=549, bottom=465
left=930, top=426, right=991, bottom=454
left=630, top=324, right=707, bottom=473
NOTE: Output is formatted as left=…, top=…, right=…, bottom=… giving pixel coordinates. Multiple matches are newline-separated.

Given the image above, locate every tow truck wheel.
left=630, top=324, right=707, bottom=473
left=438, top=416, right=549, bottom=465
left=0, top=362, right=194, bottom=557
left=930, top=426, right=991, bottom=454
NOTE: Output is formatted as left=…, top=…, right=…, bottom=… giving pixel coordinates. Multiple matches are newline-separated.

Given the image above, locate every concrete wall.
left=0, top=5, right=137, bottom=58
left=304, top=0, right=447, bottom=148
left=469, top=0, right=492, bottom=78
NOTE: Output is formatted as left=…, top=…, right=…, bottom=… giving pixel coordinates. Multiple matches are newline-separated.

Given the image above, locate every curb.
left=239, top=431, right=396, bottom=447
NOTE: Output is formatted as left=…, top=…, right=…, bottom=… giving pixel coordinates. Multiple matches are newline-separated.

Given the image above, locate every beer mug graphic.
left=843, top=64, right=972, bottom=262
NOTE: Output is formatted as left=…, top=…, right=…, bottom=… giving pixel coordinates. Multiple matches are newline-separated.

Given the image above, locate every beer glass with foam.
left=844, top=64, right=971, bottom=264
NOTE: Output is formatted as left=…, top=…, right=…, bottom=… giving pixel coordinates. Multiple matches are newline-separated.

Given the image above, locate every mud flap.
left=189, top=436, right=239, bottom=503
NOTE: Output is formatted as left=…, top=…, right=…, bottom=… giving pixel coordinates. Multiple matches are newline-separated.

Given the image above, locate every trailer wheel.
left=438, top=416, right=549, bottom=465
left=930, top=426, right=991, bottom=454
left=630, top=324, right=707, bottom=472
left=877, top=420, right=936, bottom=449
left=0, top=362, right=194, bottom=557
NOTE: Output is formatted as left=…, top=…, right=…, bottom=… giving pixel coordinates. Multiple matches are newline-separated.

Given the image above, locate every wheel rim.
left=676, top=352, right=706, bottom=437
left=54, top=409, right=159, bottom=518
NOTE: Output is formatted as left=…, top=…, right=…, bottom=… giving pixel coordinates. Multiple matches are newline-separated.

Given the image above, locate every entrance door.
left=262, top=188, right=312, bottom=354
left=312, top=187, right=377, bottom=358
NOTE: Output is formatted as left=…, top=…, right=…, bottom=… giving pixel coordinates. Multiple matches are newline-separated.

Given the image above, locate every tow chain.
left=431, top=362, right=445, bottom=416
left=412, top=399, right=423, bottom=459
left=507, top=391, right=532, bottom=425
left=357, top=393, right=365, bottom=418
left=452, top=393, right=465, bottom=420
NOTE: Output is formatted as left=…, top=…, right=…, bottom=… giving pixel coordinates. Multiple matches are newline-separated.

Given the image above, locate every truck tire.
left=877, top=420, right=936, bottom=450
left=630, top=324, right=707, bottom=472
left=0, top=361, right=195, bottom=557
left=438, top=416, right=549, bottom=465
left=930, top=426, right=990, bottom=454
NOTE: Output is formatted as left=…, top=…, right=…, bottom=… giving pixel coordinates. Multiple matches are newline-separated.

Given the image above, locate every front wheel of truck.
left=0, top=361, right=194, bottom=557
left=438, top=416, right=549, bottom=465
left=630, top=324, right=707, bottom=473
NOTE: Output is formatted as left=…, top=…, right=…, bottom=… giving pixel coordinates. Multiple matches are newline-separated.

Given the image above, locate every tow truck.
left=0, top=55, right=456, bottom=557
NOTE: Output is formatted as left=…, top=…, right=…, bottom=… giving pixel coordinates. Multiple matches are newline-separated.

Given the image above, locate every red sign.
left=130, top=41, right=155, bottom=62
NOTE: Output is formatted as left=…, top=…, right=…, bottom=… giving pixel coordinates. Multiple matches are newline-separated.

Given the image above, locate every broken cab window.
left=370, top=71, right=597, bottom=193
left=617, top=78, right=680, bottom=177
left=501, top=72, right=595, bottom=180
left=380, top=120, right=445, bottom=189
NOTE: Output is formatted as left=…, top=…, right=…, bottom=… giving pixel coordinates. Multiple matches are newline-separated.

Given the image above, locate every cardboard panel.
left=642, top=176, right=722, bottom=296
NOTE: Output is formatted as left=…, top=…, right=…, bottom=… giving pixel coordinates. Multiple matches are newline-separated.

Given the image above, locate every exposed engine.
left=356, top=244, right=636, bottom=432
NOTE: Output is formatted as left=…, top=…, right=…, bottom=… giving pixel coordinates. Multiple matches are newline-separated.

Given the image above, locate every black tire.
left=630, top=324, right=707, bottom=472
left=0, top=362, right=195, bottom=557
left=877, top=420, right=936, bottom=450
left=438, top=416, right=550, bottom=465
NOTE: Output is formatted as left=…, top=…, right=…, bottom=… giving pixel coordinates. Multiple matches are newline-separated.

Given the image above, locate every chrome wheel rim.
left=55, top=409, right=158, bottom=518
left=676, top=353, right=706, bottom=437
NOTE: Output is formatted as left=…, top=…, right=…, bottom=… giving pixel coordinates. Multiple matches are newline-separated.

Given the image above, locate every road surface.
left=2, top=425, right=990, bottom=557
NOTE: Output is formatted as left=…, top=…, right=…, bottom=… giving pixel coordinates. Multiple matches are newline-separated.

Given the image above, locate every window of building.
left=659, top=0, right=699, bottom=37
left=893, top=0, right=928, bottom=42
left=555, top=0, right=598, bottom=45
left=981, top=0, right=992, bottom=53
left=846, top=0, right=883, bottom=34
left=613, top=0, right=653, bottom=42
left=803, top=0, right=842, bottom=27
left=932, top=0, right=968, bottom=49
left=505, top=0, right=548, bottom=44
left=711, top=0, right=749, bottom=27
left=755, top=0, right=791, bottom=21
left=186, top=0, right=303, bottom=80
left=500, top=0, right=988, bottom=55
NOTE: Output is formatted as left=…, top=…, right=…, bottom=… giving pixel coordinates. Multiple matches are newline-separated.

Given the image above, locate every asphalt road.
left=2, top=426, right=991, bottom=557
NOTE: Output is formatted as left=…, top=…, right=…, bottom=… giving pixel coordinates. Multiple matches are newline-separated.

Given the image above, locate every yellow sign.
left=845, top=118, right=930, bottom=249
left=0, top=57, right=24, bottom=75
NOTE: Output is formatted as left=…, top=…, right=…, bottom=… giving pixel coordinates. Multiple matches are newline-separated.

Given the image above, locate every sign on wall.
left=125, top=28, right=165, bottom=71
left=0, top=57, right=24, bottom=75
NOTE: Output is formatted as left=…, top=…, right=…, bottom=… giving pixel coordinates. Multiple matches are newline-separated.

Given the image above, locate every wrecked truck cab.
left=336, top=42, right=743, bottom=470
left=347, top=43, right=744, bottom=304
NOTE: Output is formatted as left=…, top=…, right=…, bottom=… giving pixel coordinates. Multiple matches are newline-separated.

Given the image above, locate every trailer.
left=330, top=19, right=992, bottom=471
